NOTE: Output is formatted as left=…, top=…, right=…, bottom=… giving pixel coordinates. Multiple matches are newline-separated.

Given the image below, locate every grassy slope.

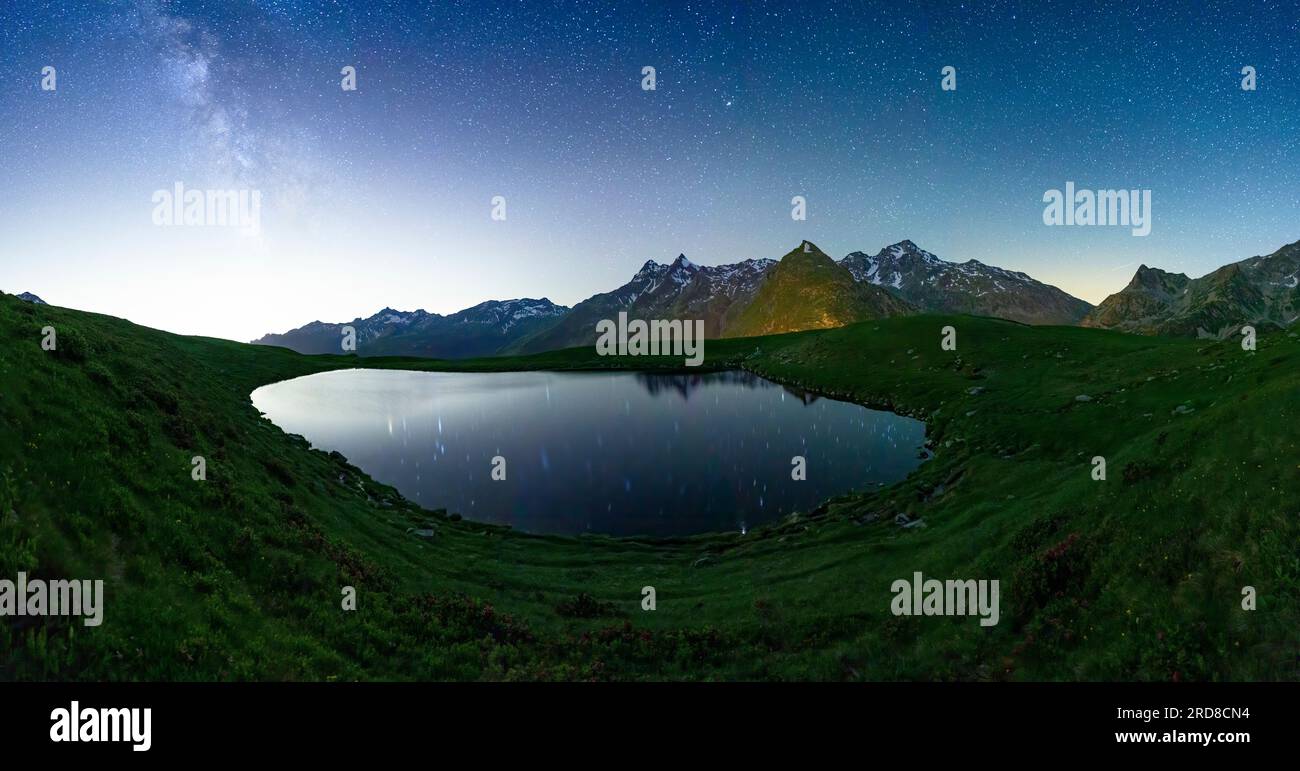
left=2, top=293, right=1297, bottom=681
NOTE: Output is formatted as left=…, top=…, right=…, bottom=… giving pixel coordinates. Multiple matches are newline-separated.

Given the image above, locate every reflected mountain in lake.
left=632, top=370, right=823, bottom=404
left=251, top=369, right=927, bottom=537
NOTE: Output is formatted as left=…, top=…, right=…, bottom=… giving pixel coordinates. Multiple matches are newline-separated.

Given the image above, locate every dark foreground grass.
left=1, top=292, right=1297, bottom=680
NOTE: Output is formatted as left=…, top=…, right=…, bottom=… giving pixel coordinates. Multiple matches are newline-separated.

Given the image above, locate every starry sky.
left=2, top=0, right=1298, bottom=342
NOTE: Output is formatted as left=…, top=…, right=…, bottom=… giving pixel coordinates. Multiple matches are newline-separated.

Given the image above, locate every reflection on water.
left=251, top=369, right=927, bottom=537
left=632, top=371, right=822, bottom=404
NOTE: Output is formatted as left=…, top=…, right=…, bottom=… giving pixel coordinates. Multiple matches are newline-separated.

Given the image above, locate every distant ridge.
left=510, top=252, right=775, bottom=354
left=254, top=239, right=1109, bottom=358
left=839, top=240, right=1092, bottom=325
left=1082, top=239, right=1300, bottom=338
left=252, top=298, right=569, bottom=358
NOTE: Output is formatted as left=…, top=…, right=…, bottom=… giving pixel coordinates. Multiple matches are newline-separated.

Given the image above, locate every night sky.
left=2, top=0, right=1298, bottom=341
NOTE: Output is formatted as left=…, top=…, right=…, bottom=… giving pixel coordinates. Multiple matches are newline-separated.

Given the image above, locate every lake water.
left=250, top=369, right=927, bottom=537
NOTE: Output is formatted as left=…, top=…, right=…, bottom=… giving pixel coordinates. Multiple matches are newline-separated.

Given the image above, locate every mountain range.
left=511, top=252, right=775, bottom=353
left=841, top=240, right=1092, bottom=325
left=252, top=239, right=1099, bottom=358
left=20, top=239, right=1300, bottom=355
left=1082, top=239, right=1300, bottom=338
left=252, top=298, right=569, bottom=358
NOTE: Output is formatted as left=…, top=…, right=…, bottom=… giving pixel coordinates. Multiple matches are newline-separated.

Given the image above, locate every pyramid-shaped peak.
left=670, top=253, right=698, bottom=270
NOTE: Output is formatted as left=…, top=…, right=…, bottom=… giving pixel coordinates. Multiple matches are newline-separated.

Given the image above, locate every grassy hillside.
left=1, top=292, right=1297, bottom=681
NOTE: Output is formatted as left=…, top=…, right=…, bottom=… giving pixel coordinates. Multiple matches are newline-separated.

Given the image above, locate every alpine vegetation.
left=595, top=312, right=705, bottom=366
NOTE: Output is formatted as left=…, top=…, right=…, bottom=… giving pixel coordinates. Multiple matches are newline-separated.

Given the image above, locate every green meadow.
left=1, top=292, right=1296, bottom=681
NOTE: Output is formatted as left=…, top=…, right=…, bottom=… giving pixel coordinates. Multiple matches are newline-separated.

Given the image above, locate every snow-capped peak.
left=633, top=259, right=665, bottom=278
left=367, top=307, right=427, bottom=326
left=882, top=240, right=941, bottom=265
left=672, top=253, right=697, bottom=270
